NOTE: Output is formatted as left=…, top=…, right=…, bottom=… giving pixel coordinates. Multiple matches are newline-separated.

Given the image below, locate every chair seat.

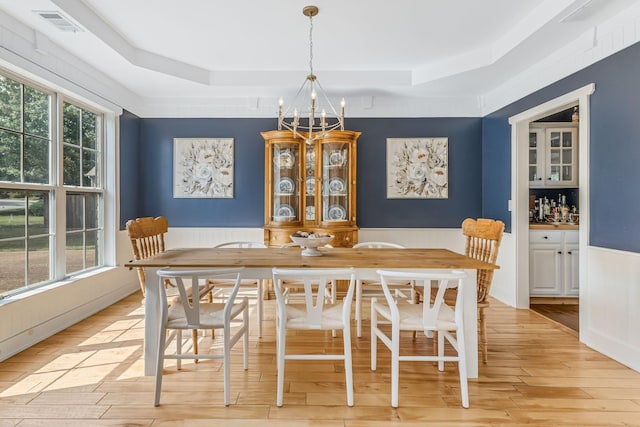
left=374, top=301, right=457, bottom=331
left=167, top=300, right=248, bottom=329
left=284, top=303, right=345, bottom=329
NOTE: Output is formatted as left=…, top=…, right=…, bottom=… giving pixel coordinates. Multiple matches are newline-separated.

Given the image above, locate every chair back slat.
left=378, top=270, right=465, bottom=331
left=272, top=268, right=356, bottom=329
left=157, top=268, right=243, bottom=329
left=462, top=218, right=504, bottom=303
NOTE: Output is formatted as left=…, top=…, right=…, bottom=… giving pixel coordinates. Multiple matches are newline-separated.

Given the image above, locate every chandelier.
left=277, top=5, right=345, bottom=144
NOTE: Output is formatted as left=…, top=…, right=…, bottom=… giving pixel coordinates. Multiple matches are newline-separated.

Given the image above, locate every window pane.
left=0, top=130, right=21, bottom=182
left=82, top=110, right=97, bottom=149
left=562, top=148, right=572, bottom=164
left=63, top=144, right=81, bottom=185
left=85, top=193, right=98, bottom=229
left=562, top=132, right=572, bottom=148
left=0, top=240, right=25, bottom=294
left=24, top=136, right=50, bottom=184
left=85, top=230, right=98, bottom=269
left=66, top=193, right=84, bottom=232
left=63, top=102, right=80, bottom=145
left=24, top=86, right=50, bottom=139
left=27, top=191, right=49, bottom=237
left=0, top=191, right=26, bottom=239
left=0, top=76, right=21, bottom=132
left=66, top=235, right=84, bottom=275
left=549, top=149, right=560, bottom=164
left=562, top=166, right=572, bottom=181
left=82, top=149, right=97, bottom=187
left=27, top=236, right=49, bottom=285
left=549, top=132, right=560, bottom=147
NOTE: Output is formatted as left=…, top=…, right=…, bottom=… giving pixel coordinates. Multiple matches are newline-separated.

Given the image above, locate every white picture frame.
left=173, top=138, right=234, bottom=198
left=386, top=137, right=448, bottom=199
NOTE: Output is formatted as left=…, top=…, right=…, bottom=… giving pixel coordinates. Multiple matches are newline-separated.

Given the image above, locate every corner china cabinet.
left=262, top=129, right=360, bottom=248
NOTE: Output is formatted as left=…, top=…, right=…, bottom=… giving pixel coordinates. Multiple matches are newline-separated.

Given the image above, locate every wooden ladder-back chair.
left=126, top=216, right=212, bottom=358
left=462, top=217, right=504, bottom=364
left=126, top=216, right=169, bottom=296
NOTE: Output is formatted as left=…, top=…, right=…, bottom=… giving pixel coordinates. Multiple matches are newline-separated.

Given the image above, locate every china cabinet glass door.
left=321, top=141, right=349, bottom=222
left=272, top=143, right=300, bottom=222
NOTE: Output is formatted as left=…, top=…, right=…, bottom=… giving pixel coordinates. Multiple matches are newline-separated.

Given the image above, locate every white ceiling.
left=1, top=0, right=639, bottom=117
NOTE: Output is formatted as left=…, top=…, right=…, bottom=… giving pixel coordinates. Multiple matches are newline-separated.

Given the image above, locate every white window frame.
left=0, top=67, right=116, bottom=298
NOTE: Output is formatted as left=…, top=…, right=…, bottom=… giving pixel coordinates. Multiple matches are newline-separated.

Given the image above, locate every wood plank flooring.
left=530, top=303, right=579, bottom=332
left=1, top=294, right=639, bottom=426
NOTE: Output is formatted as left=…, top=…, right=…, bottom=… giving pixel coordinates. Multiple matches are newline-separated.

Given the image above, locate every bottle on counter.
left=543, top=197, right=550, bottom=217
left=560, top=195, right=569, bottom=222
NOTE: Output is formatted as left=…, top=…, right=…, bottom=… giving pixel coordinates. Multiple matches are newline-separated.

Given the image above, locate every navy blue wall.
left=350, top=118, right=482, bottom=227
left=119, top=110, right=141, bottom=229
left=483, top=42, right=640, bottom=253
left=120, top=117, right=483, bottom=228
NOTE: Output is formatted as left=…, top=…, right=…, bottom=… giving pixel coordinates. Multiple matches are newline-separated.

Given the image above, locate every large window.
left=0, top=72, right=104, bottom=297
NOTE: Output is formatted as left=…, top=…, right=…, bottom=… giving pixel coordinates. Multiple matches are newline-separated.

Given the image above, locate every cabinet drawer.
left=530, top=231, right=562, bottom=244
left=565, top=231, right=579, bottom=244
left=265, top=230, right=293, bottom=247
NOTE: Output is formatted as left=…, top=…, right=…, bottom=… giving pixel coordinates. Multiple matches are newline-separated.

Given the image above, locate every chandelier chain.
left=309, top=14, right=314, bottom=76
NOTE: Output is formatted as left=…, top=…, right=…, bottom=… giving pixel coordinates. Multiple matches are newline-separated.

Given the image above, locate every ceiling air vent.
left=34, top=10, right=83, bottom=33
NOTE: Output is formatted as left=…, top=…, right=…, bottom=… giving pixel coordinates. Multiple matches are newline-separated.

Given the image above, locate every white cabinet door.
left=565, top=244, right=579, bottom=296
left=529, top=245, right=563, bottom=296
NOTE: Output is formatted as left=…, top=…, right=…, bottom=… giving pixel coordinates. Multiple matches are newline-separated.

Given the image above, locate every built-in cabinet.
left=261, top=129, right=360, bottom=247
left=529, top=230, right=579, bottom=297
left=529, top=123, right=578, bottom=188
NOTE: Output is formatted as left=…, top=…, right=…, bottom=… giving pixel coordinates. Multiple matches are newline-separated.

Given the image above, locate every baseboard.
left=530, top=296, right=579, bottom=305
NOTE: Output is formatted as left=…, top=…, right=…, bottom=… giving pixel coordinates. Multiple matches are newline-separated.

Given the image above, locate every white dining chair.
left=210, top=241, right=267, bottom=337
left=271, top=267, right=356, bottom=407
left=371, top=269, right=469, bottom=408
left=154, top=267, right=249, bottom=407
left=352, top=242, right=415, bottom=337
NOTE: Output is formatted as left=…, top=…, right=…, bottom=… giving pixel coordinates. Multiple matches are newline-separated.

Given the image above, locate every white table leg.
left=463, top=268, right=478, bottom=378
left=144, top=267, right=159, bottom=376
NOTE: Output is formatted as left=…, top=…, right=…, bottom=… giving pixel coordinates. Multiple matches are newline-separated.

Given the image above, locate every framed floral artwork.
left=386, top=137, right=448, bottom=199
left=173, top=138, right=234, bottom=198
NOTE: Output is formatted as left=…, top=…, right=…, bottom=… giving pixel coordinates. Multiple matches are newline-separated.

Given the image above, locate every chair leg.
left=479, top=306, right=488, bottom=364
left=192, top=329, right=199, bottom=363
left=343, top=320, right=354, bottom=407
left=223, top=324, right=231, bottom=406
left=391, top=325, right=400, bottom=408
left=176, top=330, right=183, bottom=370
left=243, top=303, right=249, bottom=370
left=257, top=280, right=264, bottom=338
left=154, top=327, right=167, bottom=406
left=370, top=299, right=377, bottom=371
left=438, top=330, right=445, bottom=372
left=276, top=317, right=286, bottom=407
left=356, top=280, right=363, bottom=338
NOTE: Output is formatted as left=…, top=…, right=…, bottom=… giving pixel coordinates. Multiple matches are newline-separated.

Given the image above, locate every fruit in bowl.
left=289, top=232, right=334, bottom=256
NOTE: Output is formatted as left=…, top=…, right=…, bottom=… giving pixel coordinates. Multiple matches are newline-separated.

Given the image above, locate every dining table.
left=125, top=246, right=498, bottom=377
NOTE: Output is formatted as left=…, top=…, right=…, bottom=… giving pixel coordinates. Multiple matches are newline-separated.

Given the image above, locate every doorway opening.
left=508, top=83, right=594, bottom=340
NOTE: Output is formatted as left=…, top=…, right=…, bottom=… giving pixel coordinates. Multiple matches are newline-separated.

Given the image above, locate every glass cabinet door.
left=321, top=142, right=349, bottom=222
left=528, top=130, right=543, bottom=184
left=546, top=128, right=575, bottom=185
left=272, top=143, right=300, bottom=222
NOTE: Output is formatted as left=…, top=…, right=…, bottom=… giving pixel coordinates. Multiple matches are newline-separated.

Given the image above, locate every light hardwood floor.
left=1, top=294, right=639, bottom=426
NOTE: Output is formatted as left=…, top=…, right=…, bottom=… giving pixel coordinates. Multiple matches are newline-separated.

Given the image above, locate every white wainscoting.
left=582, top=246, right=640, bottom=372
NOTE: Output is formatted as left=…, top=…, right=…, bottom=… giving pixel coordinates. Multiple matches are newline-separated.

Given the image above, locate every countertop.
left=529, top=223, right=579, bottom=230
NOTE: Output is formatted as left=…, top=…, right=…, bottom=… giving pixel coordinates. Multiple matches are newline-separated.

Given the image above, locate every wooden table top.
left=125, top=247, right=498, bottom=270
